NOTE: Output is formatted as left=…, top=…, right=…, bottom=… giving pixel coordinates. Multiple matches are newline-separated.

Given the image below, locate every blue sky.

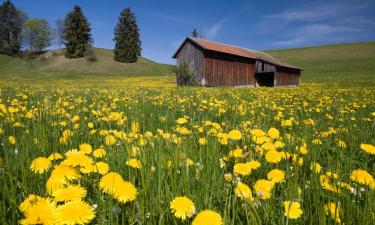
left=11, top=0, right=375, bottom=64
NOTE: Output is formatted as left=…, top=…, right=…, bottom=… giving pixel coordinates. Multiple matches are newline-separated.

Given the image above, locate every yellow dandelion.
left=79, top=143, right=92, bottom=154
left=93, top=148, right=106, bottom=158
left=113, top=180, right=138, bottom=203
left=126, top=158, right=142, bottom=169
left=46, top=176, right=68, bottom=195
left=55, top=200, right=95, bottom=225
left=338, top=140, right=347, bottom=148
left=254, top=179, right=275, bottom=200
left=360, top=143, right=375, bottom=155
left=267, top=169, right=285, bottom=183
left=265, top=150, right=283, bottom=164
left=176, top=117, right=188, bottom=125
left=105, top=134, right=116, bottom=146
left=48, top=153, right=63, bottom=161
left=325, top=202, right=342, bottom=224
left=19, top=194, right=47, bottom=214
left=99, top=172, right=123, bottom=193
left=95, top=162, right=109, bottom=175
left=19, top=196, right=57, bottom=225
left=233, top=163, right=251, bottom=176
left=99, top=172, right=138, bottom=203
left=192, top=210, right=223, bottom=225
left=268, top=127, right=280, bottom=139
left=80, top=162, right=97, bottom=174
left=235, top=182, right=253, bottom=201
left=62, top=150, right=93, bottom=168
left=229, top=148, right=243, bottom=158
left=52, top=185, right=87, bottom=202
left=198, top=137, right=207, bottom=145
left=50, top=164, right=80, bottom=181
left=228, top=129, right=242, bottom=140
left=8, top=136, right=16, bottom=145
left=310, top=162, right=322, bottom=173
left=350, top=169, right=375, bottom=189
left=170, top=196, right=196, bottom=220
left=30, top=157, right=51, bottom=174
left=233, top=161, right=261, bottom=176
left=283, top=201, right=303, bottom=219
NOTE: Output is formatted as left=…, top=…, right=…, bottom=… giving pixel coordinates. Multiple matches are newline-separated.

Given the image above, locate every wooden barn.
left=173, top=37, right=302, bottom=87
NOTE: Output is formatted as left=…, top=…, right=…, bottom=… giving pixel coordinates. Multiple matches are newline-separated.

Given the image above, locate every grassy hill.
left=0, top=48, right=174, bottom=80
left=0, top=42, right=374, bottom=87
left=266, top=42, right=375, bottom=87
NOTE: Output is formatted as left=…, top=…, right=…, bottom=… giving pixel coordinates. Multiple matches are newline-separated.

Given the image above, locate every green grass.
left=266, top=42, right=375, bottom=87
left=0, top=85, right=374, bottom=225
left=0, top=48, right=174, bottom=80
left=0, top=42, right=374, bottom=225
left=1, top=42, right=374, bottom=87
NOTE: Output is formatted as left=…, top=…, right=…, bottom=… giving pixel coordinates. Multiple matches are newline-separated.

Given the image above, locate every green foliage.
left=84, top=45, right=97, bottom=62
left=0, top=0, right=23, bottom=56
left=113, top=7, right=141, bottom=63
left=192, top=28, right=199, bottom=38
left=175, top=62, right=196, bottom=86
left=63, top=5, right=92, bottom=58
left=22, top=19, right=52, bottom=52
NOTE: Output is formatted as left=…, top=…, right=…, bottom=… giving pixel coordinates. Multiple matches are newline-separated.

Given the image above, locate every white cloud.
left=203, top=21, right=223, bottom=39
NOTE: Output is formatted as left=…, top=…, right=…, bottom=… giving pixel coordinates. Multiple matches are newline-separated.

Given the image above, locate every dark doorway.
left=255, top=72, right=274, bottom=87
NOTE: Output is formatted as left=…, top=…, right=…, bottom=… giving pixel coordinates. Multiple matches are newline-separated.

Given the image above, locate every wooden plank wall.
left=255, top=60, right=276, bottom=73
left=274, top=67, right=301, bottom=86
left=176, top=41, right=204, bottom=85
left=204, top=53, right=256, bottom=86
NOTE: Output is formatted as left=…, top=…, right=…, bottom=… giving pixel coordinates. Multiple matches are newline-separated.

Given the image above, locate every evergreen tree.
left=191, top=28, right=199, bottom=38
left=0, top=0, right=23, bottom=56
left=113, top=7, right=141, bottom=63
left=63, top=5, right=92, bottom=58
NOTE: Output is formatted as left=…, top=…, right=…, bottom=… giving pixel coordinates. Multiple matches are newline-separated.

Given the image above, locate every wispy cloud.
left=273, top=24, right=363, bottom=46
left=258, top=0, right=375, bottom=47
left=203, top=21, right=223, bottom=39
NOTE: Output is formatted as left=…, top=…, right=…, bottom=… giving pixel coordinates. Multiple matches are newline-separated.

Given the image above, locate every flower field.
left=0, top=82, right=374, bottom=225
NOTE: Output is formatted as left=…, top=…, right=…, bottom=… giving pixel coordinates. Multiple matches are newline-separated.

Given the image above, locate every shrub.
left=84, top=46, right=97, bottom=62
left=175, top=62, right=196, bottom=86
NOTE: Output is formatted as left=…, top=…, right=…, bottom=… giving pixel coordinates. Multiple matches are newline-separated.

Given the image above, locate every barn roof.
left=173, top=37, right=301, bottom=70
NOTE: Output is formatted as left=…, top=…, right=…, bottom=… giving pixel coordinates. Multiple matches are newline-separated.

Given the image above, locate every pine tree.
left=113, top=7, right=141, bottom=63
left=63, top=5, right=92, bottom=58
left=191, top=28, right=199, bottom=38
left=0, top=0, right=23, bottom=56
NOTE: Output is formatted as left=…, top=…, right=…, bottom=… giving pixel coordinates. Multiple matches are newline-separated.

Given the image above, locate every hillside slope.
left=0, top=48, right=174, bottom=79
left=266, top=42, right=375, bottom=86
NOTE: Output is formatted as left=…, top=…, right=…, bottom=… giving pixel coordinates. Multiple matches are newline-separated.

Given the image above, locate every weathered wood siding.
left=274, top=67, right=301, bottom=86
left=204, top=52, right=256, bottom=86
left=175, top=42, right=204, bottom=85
left=255, top=60, right=276, bottom=73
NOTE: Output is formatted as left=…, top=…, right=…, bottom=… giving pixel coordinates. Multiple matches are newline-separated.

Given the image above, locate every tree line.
left=0, top=0, right=141, bottom=63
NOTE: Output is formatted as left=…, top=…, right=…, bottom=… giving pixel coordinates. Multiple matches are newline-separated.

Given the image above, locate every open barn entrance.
left=255, top=72, right=274, bottom=87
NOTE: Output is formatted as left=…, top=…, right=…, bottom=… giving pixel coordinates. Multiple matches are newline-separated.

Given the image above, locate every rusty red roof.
left=173, top=37, right=301, bottom=70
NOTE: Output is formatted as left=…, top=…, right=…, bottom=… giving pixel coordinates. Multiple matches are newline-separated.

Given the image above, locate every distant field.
left=266, top=42, right=375, bottom=87
left=0, top=42, right=374, bottom=87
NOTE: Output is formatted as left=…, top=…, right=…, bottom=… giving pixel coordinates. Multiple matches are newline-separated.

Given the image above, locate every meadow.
left=0, top=42, right=374, bottom=225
